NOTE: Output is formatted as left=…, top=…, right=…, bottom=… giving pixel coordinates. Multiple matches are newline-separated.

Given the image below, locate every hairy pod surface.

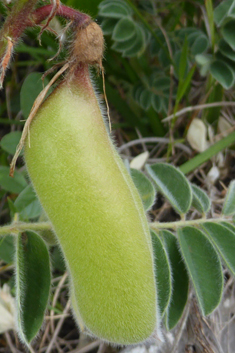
left=24, top=65, right=158, bottom=345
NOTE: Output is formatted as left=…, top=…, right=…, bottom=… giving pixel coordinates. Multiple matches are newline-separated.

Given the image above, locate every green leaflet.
left=146, top=163, right=192, bottom=215
left=0, top=166, right=27, bottom=194
left=221, top=20, right=235, bottom=51
left=191, top=34, right=209, bottom=56
left=99, top=2, right=131, bottom=18
left=0, top=131, right=22, bottom=155
left=210, top=60, right=234, bottom=89
left=16, top=231, right=51, bottom=344
left=222, top=180, right=235, bottom=215
left=219, top=39, right=235, bottom=62
left=101, top=18, right=118, bottom=35
left=14, top=184, right=41, bottom=220
left=191, top=184, right=211, bottom=214
left=112, top=18, right=136, bottom=42
left=0, top=235, right=14, bottom=263
left=151, top=230, right=171, bottom=316
left=214, top=0, right=235, bottom=26
left=130, top=169, right=156, bottom=211
left=20, top=72, right=50, bottom=119
left=161, top=230, right=189, bottom=330
left=123, top=26, right=146, bottom=57
left=202, top=222, right=235, bottom=277
left=178, top=227, right=223, bottom=316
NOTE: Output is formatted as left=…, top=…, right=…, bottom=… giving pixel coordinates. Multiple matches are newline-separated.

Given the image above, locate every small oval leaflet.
left=191, top=184, right=211, bottom=214
left=20, top=72, right=50, bottom=119
left=151, top=230, right=171, bottom=316
left=221, top=20, right=235, bottom=51
left=139, top=89, right=152, bottom=110
left=112, top=31, right=138, bottom=52
left=191, top=34, right=209, bottom=56
left=214, top=0, right=234, bottom=26
left=112, top=18, right=136, bottom=42
left=202, top=222, right=235, bottom=277
left=210, top=60, right=234, bottom=89
left=0, top=131, right=22, bottom=155
left=222, top=180, right=235, bottom=215
left=146, top=163, right=192, bottom=215
left=151, top=94, right=162, bottom=112
left=219, top=39, right=235, bottom=62
left=14, top=184, right=41, bottom=220
left=16, top=231, right=51, bottom=344
left=99, top=2, right=131, bottom=19
left=130, top=169, right=155, bottom=211
left=160, top=230, right=189, bottom=330
left=101, top=18, right=118, bottom=35
left=0, top=166, right=27, bottom=194
left=123, top=26, right=146, bottom=57
left=178, top=226, right=223, bottom=316
left=98, top=0, right=132, bottom=15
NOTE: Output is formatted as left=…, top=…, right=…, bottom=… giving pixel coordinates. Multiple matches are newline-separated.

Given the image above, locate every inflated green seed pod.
left=24, top=35, right=158, bottom=344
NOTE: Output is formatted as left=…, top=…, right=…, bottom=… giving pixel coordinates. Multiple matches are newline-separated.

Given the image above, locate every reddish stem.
left=0, top=0, right=38, bottom=59
left=30, top=5, right=91, bottom=27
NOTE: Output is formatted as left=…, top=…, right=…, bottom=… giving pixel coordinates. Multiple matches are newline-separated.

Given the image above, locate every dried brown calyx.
left=70, top=21, right=104, bottom=68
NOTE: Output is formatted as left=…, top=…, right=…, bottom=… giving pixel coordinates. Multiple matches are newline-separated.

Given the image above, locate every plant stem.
left=163, top=101, right=235, bottom=122
left=30, top=5, right=90, bottom=26
left=180, top=130, right=235, bottom=174
left=151, top=217, right=233, bottom=231
left=0, top=0, right=38, bottom=59
left=0, top=0, right=39, bottom=86
left=1, top=217, right=233, bottom=237
left=0, top=221, right=52, bottom=236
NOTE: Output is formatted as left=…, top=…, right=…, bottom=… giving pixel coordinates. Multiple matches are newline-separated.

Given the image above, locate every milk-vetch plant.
left=1, top=0, right=235, bottom=349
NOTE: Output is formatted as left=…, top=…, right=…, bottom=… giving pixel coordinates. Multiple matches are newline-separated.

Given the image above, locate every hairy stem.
left=151, top=217, right=233, bottom=232
left=0, top=217, right=233, bottom=237
left=0, top=222, right=52, bottom=236
left=0, top=0, right=38, bottom=59
left=30, top=4, right=91, bottom=26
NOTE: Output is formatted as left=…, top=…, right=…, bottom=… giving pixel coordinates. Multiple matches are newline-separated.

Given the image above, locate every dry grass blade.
left=9, top=62, right=69, bottom=177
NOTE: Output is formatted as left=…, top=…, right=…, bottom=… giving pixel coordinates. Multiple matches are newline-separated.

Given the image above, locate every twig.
left=69, top=340, right=101, bottom=353
left=4, top=332, right=18, bottom=353
left=171, top=294, right=191, bottom=353
left=96, top=343, right=106, bottom=353
left=163, top=101, right=235, bottom=122
left=50, top=272, right=68, bottom=333
left=45, top=300, right=71, bottom=353
left=118, top=137, right=192, bottom=155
